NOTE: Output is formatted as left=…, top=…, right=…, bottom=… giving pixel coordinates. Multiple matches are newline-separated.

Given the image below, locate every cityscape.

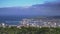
left=0, top=17, right=60, bottom=28
left=0, top=0, right=60, bottom=34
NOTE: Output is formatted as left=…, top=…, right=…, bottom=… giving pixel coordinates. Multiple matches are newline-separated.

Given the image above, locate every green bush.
left=0, top=27, right=60, bottom=34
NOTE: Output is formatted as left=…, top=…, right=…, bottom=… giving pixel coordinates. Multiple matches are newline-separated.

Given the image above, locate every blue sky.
left=0, top=0, right=57, bottom=8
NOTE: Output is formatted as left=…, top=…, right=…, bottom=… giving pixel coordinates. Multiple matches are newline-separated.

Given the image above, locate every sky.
left=0, top=0, right=58, bottom=8
left=0, top=0, right=60, bottom=16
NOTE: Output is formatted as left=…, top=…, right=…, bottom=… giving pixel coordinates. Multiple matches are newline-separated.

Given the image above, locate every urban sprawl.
left=0, top=18, right=60, bottom=28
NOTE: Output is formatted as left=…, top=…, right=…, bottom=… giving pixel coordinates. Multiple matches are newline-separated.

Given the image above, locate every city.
left=0, top=0, right=60, bottom=34
left=0, top=17, right=60, bottom=28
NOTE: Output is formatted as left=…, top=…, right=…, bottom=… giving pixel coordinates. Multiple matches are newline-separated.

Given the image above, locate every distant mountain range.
left=0, top=2, right=60, bottom=16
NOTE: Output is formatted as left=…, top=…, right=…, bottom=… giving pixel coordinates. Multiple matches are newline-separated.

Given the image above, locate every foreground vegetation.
left=0, top=27, right=60, bottom=34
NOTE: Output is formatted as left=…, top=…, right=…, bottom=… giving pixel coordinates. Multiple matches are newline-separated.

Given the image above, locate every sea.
left=0, top=15, right=60, bottom=25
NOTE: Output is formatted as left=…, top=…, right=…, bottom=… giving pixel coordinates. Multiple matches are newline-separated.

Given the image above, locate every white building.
left=1, top=23, right=6, bottom=28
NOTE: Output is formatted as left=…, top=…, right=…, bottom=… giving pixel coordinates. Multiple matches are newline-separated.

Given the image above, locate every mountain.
left=0, top=2, right=60, bottom=16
